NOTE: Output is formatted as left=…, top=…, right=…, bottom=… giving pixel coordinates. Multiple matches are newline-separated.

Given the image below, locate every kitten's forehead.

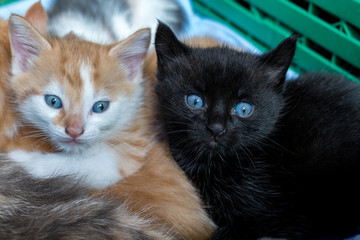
left=49, top=39, right=133, bottom=100
left=60, top=60, right=85, bottom=105
left=187, top=48, right=258, bottom=92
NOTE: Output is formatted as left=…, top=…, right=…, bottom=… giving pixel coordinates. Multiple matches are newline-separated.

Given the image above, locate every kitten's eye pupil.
left=45, top=95, right=62, bottom=109
left=235, top=102, right=253, bottom=118
left=92, top=101, right=110, bottom=113
left=186, top=95, right=204, bottom=109
left=240, top=106, right=246, bottom=114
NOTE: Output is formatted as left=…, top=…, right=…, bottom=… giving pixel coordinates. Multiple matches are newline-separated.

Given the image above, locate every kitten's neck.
left=170, top=141, right=265, bottom=184
left=106, top=107, right=157, bottom=178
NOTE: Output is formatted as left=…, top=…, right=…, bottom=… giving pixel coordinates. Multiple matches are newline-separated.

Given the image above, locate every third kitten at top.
left=47, top=0, right=187, bottom=44
left=154, top=22, right=360, bottom=239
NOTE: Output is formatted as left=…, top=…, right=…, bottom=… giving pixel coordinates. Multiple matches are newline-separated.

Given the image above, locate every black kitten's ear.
left=155, top=21, right=190, bottom=68
left=258, top=35, right=298, bottom=88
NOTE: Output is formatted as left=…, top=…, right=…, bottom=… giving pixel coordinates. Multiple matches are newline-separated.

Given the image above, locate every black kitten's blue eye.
left=186, top=95, right=204, bottom=109
left=235, top=102, right=253, bottom=118
left=45, top=95, right=62, bottom=109
left=92, top=101, right=110, bottom=113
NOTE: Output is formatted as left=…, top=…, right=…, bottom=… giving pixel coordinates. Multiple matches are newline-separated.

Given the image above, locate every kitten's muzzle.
left=207, top=123, right=226, bottom=138
left=65, top=127, right=84, bottom=140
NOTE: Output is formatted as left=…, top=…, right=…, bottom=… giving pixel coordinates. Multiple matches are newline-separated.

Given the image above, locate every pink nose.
left=65, top=126, right=84, bottom=139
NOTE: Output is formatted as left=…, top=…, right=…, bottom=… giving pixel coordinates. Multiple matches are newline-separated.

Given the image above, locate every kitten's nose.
left=65, top=126, right=84, bottom=139
left=207, top=123, right=225, bottom=136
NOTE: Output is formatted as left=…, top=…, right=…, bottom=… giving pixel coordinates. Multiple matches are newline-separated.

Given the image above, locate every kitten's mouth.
left=65, top=139, right=83, bottom=145
left=209, top=137, right=219, bottom=149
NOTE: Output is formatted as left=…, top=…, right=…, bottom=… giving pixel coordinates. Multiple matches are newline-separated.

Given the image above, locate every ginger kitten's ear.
left=109, top=28, right=151, bottom=83
left=64, top=31, right=79, bottom=40
left=24, top=1, right=47, bottom=36
left=8, top=15, right=51, bottom=75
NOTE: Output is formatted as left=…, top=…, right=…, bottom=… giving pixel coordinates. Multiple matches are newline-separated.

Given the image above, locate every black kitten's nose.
left=207, top=123, right=225, bottom=136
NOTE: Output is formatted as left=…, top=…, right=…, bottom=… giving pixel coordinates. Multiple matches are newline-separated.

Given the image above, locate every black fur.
left=154, top=22, right=360, bottom=239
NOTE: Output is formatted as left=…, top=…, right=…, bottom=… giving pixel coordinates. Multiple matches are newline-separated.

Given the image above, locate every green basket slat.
left=192, top=1, right=225, bottom=23
left=306, top=0, right=360, bottom=28
left=193, top=1, right=268, bottom=51
left=0, top=0, right=21, bottom=5
left=193, top=0, right=359, bottom=82
left=247, top=0, right=360, bottom=69
left=296, top=41, right=359, bottom=81
left=195, top=0, right=291, bottom=47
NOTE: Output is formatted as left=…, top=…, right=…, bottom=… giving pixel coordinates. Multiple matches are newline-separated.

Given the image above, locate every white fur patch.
left=48, top=13, right=115, bottom=44
left=8, top=143, right=122, bottom=189
left=111, top=14, right=134, bottom=41
left=128, top=0, right=183, bottom=43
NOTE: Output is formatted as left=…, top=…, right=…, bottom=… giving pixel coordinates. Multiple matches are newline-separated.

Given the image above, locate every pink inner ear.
left=9, top=16, right=51, bottom=74
left=12, top=36, right=39, bottom=72
left=110, top=29, right=150, bottom=81
left=123, top=54, right=144, bottom=80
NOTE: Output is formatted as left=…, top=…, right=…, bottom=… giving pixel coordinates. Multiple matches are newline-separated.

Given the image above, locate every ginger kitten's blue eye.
left=45, top=95, right=62, bottom=109
left=92, top=101, right=110, bottom=113
left=235, top=102, right=253, bottom=118
left=186, top=95, right=204, bottom=109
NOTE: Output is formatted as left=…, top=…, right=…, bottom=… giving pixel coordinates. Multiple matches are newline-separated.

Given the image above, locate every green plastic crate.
left=192, top=0, right=360, bottom=82
left=0, top=0, right=20, bottom=5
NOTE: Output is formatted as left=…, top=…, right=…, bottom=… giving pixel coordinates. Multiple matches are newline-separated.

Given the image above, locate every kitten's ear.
left=8, top=15, right=51, bottom=75
left=258, top=35, right=298, bottom=88
left=64, top=31, right=78, bottom=40
left=24, top=1, right=47, bottom=36
left=109, top=28, right=151, bottom=82
left=155, top=21, right=190, bottom=68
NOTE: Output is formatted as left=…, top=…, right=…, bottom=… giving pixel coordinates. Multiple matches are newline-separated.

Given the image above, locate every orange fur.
left=0, top=3, right=49, bottom=150
left=0, top=19, right=15, bottom=142
left=24, top=1, right=47, bottom=36
left=95, top=142, right=216, bottom=240
left=2, top=13, right=215, bottom=240
left=183, top=36, right=223, bottom=48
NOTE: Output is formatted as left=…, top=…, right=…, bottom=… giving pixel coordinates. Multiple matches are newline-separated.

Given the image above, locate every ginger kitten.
left=4, top=15, right=214, bottom=239
left=0, top=4, right=171, bottom=240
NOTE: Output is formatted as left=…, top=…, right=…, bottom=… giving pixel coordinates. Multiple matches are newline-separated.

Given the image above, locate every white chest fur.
left=8, top=144, right=123, bottom=189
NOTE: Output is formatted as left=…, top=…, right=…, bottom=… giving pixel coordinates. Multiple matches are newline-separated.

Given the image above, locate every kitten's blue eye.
left=235, top=102, right=253, bottom=118
left=45, top=95, right=62, bottom=109
left=92, top=101, right=110, bottom=113
left=186, top=95, right=204, bottom=109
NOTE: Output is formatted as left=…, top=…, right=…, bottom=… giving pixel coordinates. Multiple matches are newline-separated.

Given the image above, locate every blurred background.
left=1, top=0, right=359, bottom=82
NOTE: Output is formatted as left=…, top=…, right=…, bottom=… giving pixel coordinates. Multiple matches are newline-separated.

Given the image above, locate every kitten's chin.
left=209, top=140, right=218, bottom=149
left=58, top=140, right=91, bottom=154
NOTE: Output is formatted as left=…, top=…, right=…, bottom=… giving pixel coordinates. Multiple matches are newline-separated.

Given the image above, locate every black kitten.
left=154, top=22, right=360, bottom=239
